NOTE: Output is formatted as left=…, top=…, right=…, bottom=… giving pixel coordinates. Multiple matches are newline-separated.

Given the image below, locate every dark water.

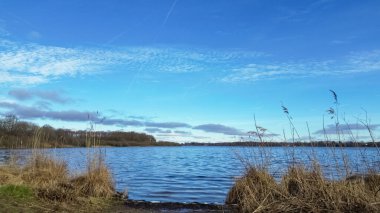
left=0, top=146, right=379, bottom=204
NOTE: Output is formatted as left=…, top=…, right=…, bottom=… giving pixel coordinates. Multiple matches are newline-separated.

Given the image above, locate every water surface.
left=0, top=146, right=378, bottom=204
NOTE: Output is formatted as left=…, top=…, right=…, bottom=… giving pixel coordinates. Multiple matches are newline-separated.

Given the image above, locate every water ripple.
left=0, top=146, right=378, bottom=204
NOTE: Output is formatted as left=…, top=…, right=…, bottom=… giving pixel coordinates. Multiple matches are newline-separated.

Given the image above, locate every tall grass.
left=228, top=91, right=380, bottom=212
left=0, top=122, right=115, bottom=203
left=227, top=166, right=380, bottom=212
left=72, top=151, right=114, bottom=198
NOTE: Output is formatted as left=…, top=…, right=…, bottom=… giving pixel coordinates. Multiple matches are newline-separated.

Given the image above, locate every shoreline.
left=123, top=199, right=238, bottom=212
left=1, top=141, right=379, bottom=149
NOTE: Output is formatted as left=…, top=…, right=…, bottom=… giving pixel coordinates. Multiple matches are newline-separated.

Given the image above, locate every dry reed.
left=0, top=125, right=115, bottom=203
left=229, top=91, right=380, bottom=212
left=71, top=152, right=115, bottom=198
left=227, top=165, right=380, bottom=212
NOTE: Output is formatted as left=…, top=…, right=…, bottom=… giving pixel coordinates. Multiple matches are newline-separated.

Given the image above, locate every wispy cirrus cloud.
left=0, top=71, right=46, bottom=84
left=6, top=36, right=378, bottom=85
left=0, top=38, right=264, bottom=85
left=221, top=50, right=380, bottom=83
left=0, top=39, right=132, bottom=85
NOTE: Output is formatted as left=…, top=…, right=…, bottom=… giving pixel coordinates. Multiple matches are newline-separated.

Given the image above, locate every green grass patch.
left=0, top=184, right=34, bottom=199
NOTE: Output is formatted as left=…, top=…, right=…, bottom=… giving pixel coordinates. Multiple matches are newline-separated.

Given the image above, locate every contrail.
left=125, top=0, right=179, bottom=93
left=104, top=31, right=127, bottom=46
left=106, top=0, right=178, bottom=45
left=162, top=0, right=178, bottom=28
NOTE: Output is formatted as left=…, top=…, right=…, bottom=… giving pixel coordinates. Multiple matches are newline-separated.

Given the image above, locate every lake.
left=0, top=146, right=379, bottom=204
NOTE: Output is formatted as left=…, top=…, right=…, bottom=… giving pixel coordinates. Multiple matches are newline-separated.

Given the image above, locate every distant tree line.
left=183, top=141, right=380, bottom=147
left=0, top=115, right=158, bottom=148
left=2, top=115, right=377, bottom=148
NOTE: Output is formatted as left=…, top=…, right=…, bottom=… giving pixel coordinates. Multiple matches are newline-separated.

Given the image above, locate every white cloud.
left=0, top=71, right=46, bottom=84
left=0, top=38, right=266, bottom=85
left=346, top=50, right=380, bottom=73
left=221, top=62, right=325, bottom=82
left=6, top=36, right=379, bottom=86
left=158, top=64, right=204, bottom=73
left=0, top=40, right=113, bottom=84
left=222, top=50, right=380, bottom=83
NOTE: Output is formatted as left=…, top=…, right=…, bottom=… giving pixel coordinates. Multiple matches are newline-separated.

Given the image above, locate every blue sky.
left=0, top=0, right=379, bottom=142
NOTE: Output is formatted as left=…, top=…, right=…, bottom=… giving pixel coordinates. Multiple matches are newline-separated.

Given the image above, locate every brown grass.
left=1, top=123, right=116, bottom=202
left=226, top=168, right=283, bottom=212
left=0, top=168, right=22, bottom=186
left=227, top=165, right=380, bottom=212
left=71, top=153, right=115, bottom=198
left=233, top=93, right=380, bottom=212
left=0, top=151, right=115, bottom=202
left=22, top=154, right=69, bottom=186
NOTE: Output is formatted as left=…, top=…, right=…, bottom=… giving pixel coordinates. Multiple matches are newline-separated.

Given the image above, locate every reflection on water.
left=0, top=146, right=378, bottom=204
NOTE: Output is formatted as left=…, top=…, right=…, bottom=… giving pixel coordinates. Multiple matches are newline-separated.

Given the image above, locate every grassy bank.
left=0, top=150, right=125, bottom=212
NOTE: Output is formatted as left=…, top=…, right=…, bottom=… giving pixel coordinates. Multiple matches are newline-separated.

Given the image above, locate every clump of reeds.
left=229, top=90, right=380, bottom=212
left=0, top=124, right=115, bottom=203
left=226, top=167, right=282, bottom=212
left=21, top=154, right=69, bottom=187
left=20, top=153, right=77, bottom=201
left=0, top=165, right=23, bottom=186
left=227, top=165, right=380, bottom=212
left=282, top=166, right=379, bottom=212
left=71, top=152, right=115, bottom=198
left=0, top=152, right=115, bottom=202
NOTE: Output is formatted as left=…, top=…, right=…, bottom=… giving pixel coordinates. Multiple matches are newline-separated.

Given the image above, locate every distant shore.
left=183, top=141, right=380, bottom=147
left=2, top=141, right=379, bottom=149
left=1, top=116, right=379, bottom=149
